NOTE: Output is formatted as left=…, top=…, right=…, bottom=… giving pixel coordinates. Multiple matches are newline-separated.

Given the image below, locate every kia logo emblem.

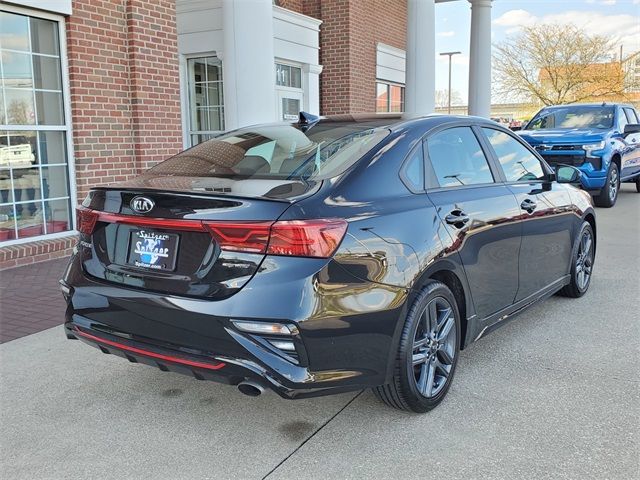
left=130, top=196, right=155, bottom=214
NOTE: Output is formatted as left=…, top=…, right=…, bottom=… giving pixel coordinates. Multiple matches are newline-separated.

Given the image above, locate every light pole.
left=440, top=51, right=461, bottom=114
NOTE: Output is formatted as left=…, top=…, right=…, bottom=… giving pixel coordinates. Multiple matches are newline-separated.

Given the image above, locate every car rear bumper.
left=62, top=251, right=408, bottom=399
left=65, top=318, right=366, bottom=399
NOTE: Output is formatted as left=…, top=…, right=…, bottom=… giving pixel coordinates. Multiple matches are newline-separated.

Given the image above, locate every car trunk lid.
left=78, top=179, right=315, bottom=300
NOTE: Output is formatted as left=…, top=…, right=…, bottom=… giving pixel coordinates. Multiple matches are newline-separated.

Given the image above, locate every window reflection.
left=0, top=12, right=72, bottom=242
left=482, top=128, right=545, bottom=182
left=375, top=81, right=405, bottom=113
left=427, top=127, right=494, bottom=187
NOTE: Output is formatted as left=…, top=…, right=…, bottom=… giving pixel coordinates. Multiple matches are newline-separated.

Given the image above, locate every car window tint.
left=147, top=124, right=390, bottom=181
left=426, top=127, right=494, bottom=187
left=482, top=128, right=545, bottom=182
left=402, top=145, right=424, bottom=191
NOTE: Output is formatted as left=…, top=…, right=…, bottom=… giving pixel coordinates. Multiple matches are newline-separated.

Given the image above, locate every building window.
left=0, top=10, right=73, bottom=244
left=276, top=63, right=302, bottom=88
left=187, top=56, right=224, bottom=145
left=376, top=81, right=405, bottom=113
left=275, top=62, right=304, bottom=121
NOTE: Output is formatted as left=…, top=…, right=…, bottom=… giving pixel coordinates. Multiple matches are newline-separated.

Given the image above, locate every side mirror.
left=556, top=165, right=582, bottom=184
left=509, top=125, right=522, bottom=132
left=624, top=124, right=640, bottom=135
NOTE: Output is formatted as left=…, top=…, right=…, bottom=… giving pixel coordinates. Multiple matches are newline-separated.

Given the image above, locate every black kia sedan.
left=61, top=113, right=596, bottom=412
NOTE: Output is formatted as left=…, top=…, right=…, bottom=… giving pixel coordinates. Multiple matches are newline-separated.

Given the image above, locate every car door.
left=424, top=125, right=522, bottom=320
left=620, top=107, right=640, bottom=180
left=480, top=127, right=574, bottom=302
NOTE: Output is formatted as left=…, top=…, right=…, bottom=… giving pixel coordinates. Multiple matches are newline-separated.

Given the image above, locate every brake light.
left=76, top=209, right=347, bottom=258
left=76, top=207, right=99, bottom=235
left=267, top=219, right=347, bottom=258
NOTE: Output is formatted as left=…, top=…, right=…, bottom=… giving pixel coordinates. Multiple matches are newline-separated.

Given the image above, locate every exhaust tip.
left=238, top=381, right=265, bottom=397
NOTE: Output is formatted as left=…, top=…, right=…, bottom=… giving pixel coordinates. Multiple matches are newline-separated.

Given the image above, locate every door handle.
left=520, top=198, right=537, bottom=213
left=445, top=210, right=470, bottom=228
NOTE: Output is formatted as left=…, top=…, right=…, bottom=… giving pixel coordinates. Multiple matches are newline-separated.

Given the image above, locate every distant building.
left=536, top=53, right=640, bottom=105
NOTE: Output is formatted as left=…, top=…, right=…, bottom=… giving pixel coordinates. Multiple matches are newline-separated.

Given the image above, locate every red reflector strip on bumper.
left=74, top=328, right=226, bottom=371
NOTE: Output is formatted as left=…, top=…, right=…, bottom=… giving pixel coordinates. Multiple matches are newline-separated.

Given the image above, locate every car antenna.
left=298, top=111, right=321, bottom=132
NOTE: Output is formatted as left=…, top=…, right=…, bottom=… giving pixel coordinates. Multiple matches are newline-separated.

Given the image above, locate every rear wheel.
left=374, top=281, right=460, bottom=413
left=636, top=176, right=640, bottom=193
left=594, top=162, right=619, bottom=208
left=559, top=221, right=595, bottom=298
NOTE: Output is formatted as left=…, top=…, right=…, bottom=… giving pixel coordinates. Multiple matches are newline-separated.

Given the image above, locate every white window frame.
left=376, top=80, right=405, bottom=113
left=0, top=3, right=77, bottom=246
left=180, top=52, right=224, bottom=148
left=275, top=61, right=303, bottom=92
left=274, top=59, right=305, bottom=122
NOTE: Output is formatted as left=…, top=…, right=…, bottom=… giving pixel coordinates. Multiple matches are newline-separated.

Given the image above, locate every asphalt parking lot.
left=1, top=184, right=638, bottom=480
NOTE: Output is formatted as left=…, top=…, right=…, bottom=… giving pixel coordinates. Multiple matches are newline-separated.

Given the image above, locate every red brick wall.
left=0, top=236, right=77, bottom=271
left=125, top=0, right=183, bottom=171
left=278, top=0, right=305, bottom=13
left=66, top=0, right=182, bottom=201
left=0, top=0, right=183, bottom=270
left=318, top=0, right=406, bottom=114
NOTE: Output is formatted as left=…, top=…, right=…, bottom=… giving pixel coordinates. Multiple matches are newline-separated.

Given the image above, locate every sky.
left=434, top=0, right=640, bottom=104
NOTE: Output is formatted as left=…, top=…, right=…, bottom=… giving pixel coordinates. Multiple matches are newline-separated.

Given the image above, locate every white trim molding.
left=3, top=0, right=71, bottom=16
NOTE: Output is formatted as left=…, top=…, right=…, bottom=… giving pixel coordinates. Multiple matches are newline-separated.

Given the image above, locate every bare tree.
left=493, top=24, right=628, bottom=105
left=435, top=89, right=463, bottom=109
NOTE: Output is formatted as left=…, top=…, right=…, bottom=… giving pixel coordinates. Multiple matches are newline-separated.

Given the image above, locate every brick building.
left=0, top=0, right=493, bottom=269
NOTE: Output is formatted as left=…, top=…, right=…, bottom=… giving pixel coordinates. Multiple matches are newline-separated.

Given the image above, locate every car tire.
left=373, top=280, right=461, bottom=413
left=594, top=162, right=619, bottom=208
left=636, top=176, right=640, bottom=193
left=558, top=221, right=595, bottom=298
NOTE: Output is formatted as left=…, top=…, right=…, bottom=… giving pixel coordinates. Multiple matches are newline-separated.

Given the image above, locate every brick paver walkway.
left=0, top=257, right=70, bottom=343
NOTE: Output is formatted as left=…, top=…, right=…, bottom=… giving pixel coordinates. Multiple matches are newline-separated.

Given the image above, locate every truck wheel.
left=594, top=162, right=619, bottom=208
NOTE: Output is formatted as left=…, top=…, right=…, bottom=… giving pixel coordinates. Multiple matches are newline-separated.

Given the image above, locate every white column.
left=405, top=0, right=436, bottom=115
left=222, top=0, right=276, bottom=129
left=302, top=64, right=323, bottom=115
left=468, top=0, right=492, bottom=118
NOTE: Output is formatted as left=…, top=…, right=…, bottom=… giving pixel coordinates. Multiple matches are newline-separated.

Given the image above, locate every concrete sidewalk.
left=1, top=185, right=639, bottom=479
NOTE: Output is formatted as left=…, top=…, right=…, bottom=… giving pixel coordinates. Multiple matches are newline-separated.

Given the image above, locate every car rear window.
left=147, top=123, right=390, bottom=180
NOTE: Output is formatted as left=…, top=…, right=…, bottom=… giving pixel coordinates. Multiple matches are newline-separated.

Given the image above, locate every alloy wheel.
left=575, top=229, right=594, bottom=290
left=609, top=167, right=618, bottom=202
left=412, top=297, right=457, bottom=398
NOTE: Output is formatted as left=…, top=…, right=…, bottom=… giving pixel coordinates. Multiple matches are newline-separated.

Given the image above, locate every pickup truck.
left=516, top=103, right=640, bottom=207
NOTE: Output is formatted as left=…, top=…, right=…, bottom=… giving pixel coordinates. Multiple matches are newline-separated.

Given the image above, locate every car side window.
left=400, top=144, right=424, bottom=192
left=624, top=108, right=638, bottom=124
left=618, top=108, right=629, bottom=132
left=482, top=128, right=546, bottom=182
left=425, top=127, right=494, bottom=187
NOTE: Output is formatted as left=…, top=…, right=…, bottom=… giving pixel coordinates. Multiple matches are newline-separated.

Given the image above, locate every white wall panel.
left=376, top=43, right=406, bottom=84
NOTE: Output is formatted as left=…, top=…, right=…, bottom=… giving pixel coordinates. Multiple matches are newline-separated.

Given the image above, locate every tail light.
left=267, top=219, right=347, bottom=258
left=75, top=208, right=347, bottom=258
left=203, top=219, right=348, bottom=258
left=76, top=207, right=99, bottom=235
left=203, top=222, right=272, bottom=253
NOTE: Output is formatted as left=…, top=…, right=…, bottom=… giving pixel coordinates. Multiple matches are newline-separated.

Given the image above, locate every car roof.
left=306, top=113, right=498, bottom=133
left=539, top=103, right=632, bottom=109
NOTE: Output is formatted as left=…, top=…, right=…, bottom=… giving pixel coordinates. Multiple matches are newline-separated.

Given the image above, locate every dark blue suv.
left=518, top=103, right=640, bottom=207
